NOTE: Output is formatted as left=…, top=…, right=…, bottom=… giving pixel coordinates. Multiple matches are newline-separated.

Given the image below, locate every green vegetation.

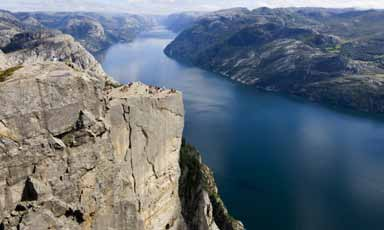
left=179, top=140, right=217, bottom=193
left=0, top=66, right=23, bottom=82
left=374, top=54, right=384, bottom=59
left=179, top=140, right=203, bottom=194
left=179, top=140, right=243, bottom=230
left=325, top=44, right=342, bottom=53
left=64, top=59, right=80, bottom=72
left=62, top=133, right=75, bottom=147
left=105, top=79, right=122, bottom=89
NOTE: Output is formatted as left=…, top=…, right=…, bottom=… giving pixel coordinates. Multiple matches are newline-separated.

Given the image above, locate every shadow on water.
left=101, top=28, right=384, bottom=230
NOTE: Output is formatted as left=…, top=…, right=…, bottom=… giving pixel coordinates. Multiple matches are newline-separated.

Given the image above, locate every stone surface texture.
left=0, top=60, right=242, bottom=229
left=2, top=30, right=107, bottom=79
left=0, top=62, right=186, bottom=230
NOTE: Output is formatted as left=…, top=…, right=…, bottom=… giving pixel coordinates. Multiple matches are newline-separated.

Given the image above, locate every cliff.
left=2, top=29, right=106, bottom=79
left=165, top=8, right=384, bottom=113
left=0, top=12, right=242, bottom=230
left=0, top=10, right=25, bottom=48
left=179, top=142, right=244, bottom=230
left=0, top=61, right=184, bottom=229
left=0, top=62, right=242, bottom=230
left=163, top=12, right=206, bottom=33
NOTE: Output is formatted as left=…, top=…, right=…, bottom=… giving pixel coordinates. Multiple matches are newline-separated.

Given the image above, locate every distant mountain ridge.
left=0, top=10, right=25, bottom=48
left=0, top=9, right=107, bottom=79
left=165, top=7, right=384, bottom=113
left=163, top=11, right=207, bottom=32
left=11, top=11, right=157, bottom=55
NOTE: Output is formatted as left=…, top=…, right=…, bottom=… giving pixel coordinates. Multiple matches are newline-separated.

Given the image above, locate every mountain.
left=0, top=10, right=25, bottom=48
left=0, top=10, right=243, bottom=230
left=2, top=29, right=106, bottom=79
left=14, top=12, right=157, bottom=55
left=165, top=7, right=384, bottom=113
left=163, top=11, right=207, bottom=33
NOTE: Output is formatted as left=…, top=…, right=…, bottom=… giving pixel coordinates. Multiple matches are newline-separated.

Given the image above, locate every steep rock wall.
left=179, top=142, right=244, bottom=230
left=0, top=62, right=185, bottom=229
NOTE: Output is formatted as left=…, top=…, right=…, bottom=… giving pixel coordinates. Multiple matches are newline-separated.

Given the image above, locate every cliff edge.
left=0, top=10, right=243, bottom=228
left=0, top=40, right=242, bottom=230
left=0, top=62, right=185, bottom=229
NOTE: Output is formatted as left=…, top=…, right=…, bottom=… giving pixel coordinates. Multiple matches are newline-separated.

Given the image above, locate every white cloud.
left=1, top=0, right=384, bottom=14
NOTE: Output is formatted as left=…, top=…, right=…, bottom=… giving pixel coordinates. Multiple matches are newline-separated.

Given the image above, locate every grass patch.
left=0, top=66, right=23, bottom=82
left=325, top=44, right=342, bottom=53
left=374, top=54, right=384, bottom=59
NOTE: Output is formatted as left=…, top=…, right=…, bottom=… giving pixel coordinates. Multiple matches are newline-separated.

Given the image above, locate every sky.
left=1, top=0, right=384, bottom=14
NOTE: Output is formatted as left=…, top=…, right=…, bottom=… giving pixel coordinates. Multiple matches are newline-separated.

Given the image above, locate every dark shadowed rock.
left=0, top=10, right=25, bottom=48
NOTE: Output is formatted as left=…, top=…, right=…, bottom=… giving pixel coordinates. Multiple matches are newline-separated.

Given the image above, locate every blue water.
left=102, top=28, right=384, bottom=230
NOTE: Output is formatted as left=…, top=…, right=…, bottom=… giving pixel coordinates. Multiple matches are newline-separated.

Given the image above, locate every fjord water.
left=102, top=28, right=384, bottom=230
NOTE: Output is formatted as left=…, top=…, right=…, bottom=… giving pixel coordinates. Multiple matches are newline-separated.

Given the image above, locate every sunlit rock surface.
left=2, top=29, right=107, bottom=80
left=0, top=62, right=186, bottom=229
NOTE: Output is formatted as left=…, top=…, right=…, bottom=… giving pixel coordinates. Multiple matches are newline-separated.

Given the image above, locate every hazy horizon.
left=1, top=0, right=384, bottom=15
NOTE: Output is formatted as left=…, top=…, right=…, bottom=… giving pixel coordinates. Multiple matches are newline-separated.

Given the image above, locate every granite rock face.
left=0, top=62, right=186, bottom=229
left=0, top=10, right=106, bottom=78
left=2, top=29, right=107, bottom=80
left=163, top=12, right=206, bottom=33
left=0, top=57, right=242, bottom=229
left=61, top=17, right=108, bottom=54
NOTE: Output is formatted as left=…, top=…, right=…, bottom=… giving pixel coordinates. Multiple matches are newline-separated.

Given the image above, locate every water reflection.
left=102, top=29, right=384, bottom=230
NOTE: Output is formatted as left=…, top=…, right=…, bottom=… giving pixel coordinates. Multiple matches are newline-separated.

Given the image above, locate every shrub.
left=0, top=66, right=23, bottom=82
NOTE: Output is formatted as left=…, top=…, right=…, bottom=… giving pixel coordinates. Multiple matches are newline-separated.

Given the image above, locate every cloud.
left=1, top=0, right=384, bottom=14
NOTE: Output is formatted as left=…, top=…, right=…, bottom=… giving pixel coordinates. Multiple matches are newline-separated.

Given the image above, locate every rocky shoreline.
left=165, top=7, right=384, bottom=113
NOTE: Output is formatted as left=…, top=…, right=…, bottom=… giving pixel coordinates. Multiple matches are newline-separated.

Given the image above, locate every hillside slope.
left=165, top=8, right=384, bottom=113
left=15, top=12, right=156, bottom=55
